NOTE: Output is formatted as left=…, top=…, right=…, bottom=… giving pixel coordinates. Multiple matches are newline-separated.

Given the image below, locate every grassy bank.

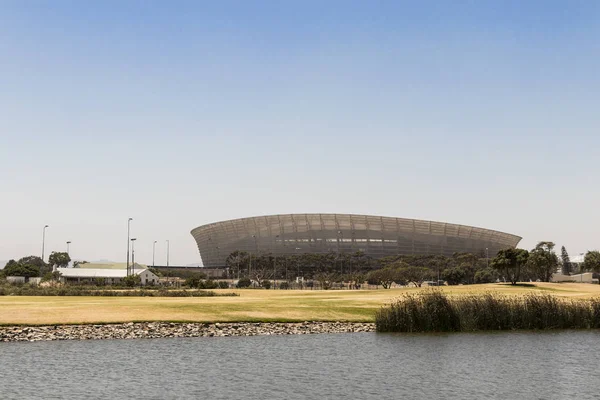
left=2, top=283, right=600, bottom=326
left=376, top=291, right=600, bottom=332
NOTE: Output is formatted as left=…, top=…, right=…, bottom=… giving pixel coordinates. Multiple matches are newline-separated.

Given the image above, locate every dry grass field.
left=2, top=282, right=600, bottom=325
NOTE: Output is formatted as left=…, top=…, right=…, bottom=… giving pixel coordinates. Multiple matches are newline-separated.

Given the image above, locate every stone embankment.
left=0, top=322, right=375, bottom=342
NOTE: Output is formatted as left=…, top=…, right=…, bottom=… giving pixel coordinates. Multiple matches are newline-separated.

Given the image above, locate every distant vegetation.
left=376, top=291, right=600, bottom=332
left=0, top=285, right=237, bottom=297
left=224, top=244, right=600, bottom=288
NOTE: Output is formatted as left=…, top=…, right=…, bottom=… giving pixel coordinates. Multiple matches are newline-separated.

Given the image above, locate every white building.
left=56, top=267, right=159, bottom=286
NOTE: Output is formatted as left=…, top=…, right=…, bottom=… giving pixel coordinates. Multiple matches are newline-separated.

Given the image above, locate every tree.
left=314, top=272, right=338, bottom=290
left=441, top=267, right=467, bottom=285
left=397, top=266, right=430, bottom=287
left=367, top=268, right=398, bottom=289
left=490, top=248, right=529, bottom=285
left=560, top=246, right=572, bottom=275
left=250, top=256, right=273, bottom=288
left=474, top=268, right=498, bottom=283
left=528, top=242, right=558, bottom=282
left=73, top=260, right=89, bottom=268
left=48, top=252, right=71, bottom=270
left=41, top=270, right=62, bottom=284
left=226, top=251, right=249, bottom=279
left=3, top=260, right=40, bottom=278
left=582, top=251, right=600, bottom=284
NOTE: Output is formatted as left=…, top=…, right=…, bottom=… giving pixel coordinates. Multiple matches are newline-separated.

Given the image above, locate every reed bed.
left=376, top=291, right=600, bottom=332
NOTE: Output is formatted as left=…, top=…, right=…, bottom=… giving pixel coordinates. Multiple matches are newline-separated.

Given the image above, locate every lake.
left=1, top=331, right=598, bottom=399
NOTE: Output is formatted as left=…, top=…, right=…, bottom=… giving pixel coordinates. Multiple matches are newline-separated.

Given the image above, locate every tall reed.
left=376, top=291, right=600, bottom=332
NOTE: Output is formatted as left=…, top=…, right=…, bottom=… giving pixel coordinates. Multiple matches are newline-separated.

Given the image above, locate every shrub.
left=202, top=279, right=219, bottom=289
left=279, top=282, right=289, bottom=290
left=218, top=281, right=229, bottom=289
left=185, top=276, right=203, bottom=288
left=236, top=278, right=252, bottom=288
left=262, top=280, right=271, bottom=289
left=122, top=275, right=141, bottom=287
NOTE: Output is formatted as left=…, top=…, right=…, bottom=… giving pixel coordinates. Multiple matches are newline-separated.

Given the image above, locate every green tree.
left=474, top=268, right=498, bottom=283
left=4, top=260, right=40, bottom=278
left=528, top=242, right=558, bottom=282
left=397, top=266, right=430, bottom=287
left=314, top=272, right=338, bottom=290
left=122, top=274, right=141, bottom=287
left=48, top=251, right=71, bottom=270
left=367, top=268, right=398, bottom=289
left=441, top=267, right=467, bottom=285
left=17, top=256, right=48, bottom=275
left=560, top=246, right=572, bottom=275
left=582, top=251, right=600, bottom=284
left=491, top=248, right=529, bottom=285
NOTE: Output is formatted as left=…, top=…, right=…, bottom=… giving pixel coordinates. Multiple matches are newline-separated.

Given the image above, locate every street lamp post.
left=152, top=241, right=157, bottom=268
left=273, top=235, right=279, bottom=289
left=126, top=218, right=133, bottom=276
left=41, top=225, right=49, bottom=262
left=337, top=230, right=343, bottom=275
left=580, top=252, right=584, bottom=283
left=66, top=241, right=71, bottom=256
left=166, top=240, right=170, bottom=267
left=295, top=247, right=301, bottom=285
left=131, top=238, right=137, bottom=274
left=250, top=235, right=257, bottom=284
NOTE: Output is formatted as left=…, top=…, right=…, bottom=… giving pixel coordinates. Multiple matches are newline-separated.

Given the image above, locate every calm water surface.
left=1, top=331, right=598, bottom=399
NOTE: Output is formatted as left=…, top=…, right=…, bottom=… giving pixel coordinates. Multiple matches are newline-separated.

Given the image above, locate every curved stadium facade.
left=191, top=214, right=521, bottom=268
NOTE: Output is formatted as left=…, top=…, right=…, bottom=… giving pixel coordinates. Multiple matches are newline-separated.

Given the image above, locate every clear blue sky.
left=1, top=1, right=598, bottom=265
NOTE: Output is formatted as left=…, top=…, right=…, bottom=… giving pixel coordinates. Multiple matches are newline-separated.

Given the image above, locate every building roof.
left=56, top=268, right=149, bottom=278
left=76, top=262, right=148, bottom=270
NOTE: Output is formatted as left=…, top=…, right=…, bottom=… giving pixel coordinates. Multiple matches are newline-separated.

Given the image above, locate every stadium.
left=190, top=214, right=521, bottom=268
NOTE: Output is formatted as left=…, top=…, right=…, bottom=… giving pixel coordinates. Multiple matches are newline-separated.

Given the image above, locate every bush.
left=202, top=279, right=219, bottom=289
left=279, top=282, right=289, bottom=290
left=262, top=280, right=271, bottom=289
left=218, top=281, right=229, bottom=289
left=122, top=275, right=141, bottom=287
left=185, top=276, right=202, bottom=288
left=236, top=278, right=252, bottom=288
left=376, top=291, right=600, bottom=332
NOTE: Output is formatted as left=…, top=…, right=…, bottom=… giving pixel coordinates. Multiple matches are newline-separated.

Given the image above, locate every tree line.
left=224, top=243, right=600, bottom=288
left=0, top=252, right=70, bottom=281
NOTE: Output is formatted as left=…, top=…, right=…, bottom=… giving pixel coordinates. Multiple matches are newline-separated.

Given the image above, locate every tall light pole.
left=166, top=240, right=170, bottom=267
left=126, top=218, right=133, bottom=276
left=295, top=247, right=301, bottom=283
left=580, top=252, right=584, bottom=283
left=41, top=225, right=49, bottom=262
left=131, top=238, right=137, bottom=274
left=152, top=241, right=157, bottom=268
left=273, top=235, right=279, bottom=289
left=66, top=241, right=71, bottom=256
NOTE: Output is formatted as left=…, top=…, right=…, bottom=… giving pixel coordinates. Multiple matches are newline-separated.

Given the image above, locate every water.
left=1, top=331, right=598, bottom=400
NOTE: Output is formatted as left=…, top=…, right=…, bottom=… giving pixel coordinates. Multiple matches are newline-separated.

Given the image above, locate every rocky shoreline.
left=0, top=322, right=375, bottom=342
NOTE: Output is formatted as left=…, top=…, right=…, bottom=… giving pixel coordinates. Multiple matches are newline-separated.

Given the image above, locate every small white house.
left=56, top=267, right=159, bottom=286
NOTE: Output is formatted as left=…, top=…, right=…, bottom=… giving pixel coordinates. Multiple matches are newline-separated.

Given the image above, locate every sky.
left=1, top=1, right=599, bottom=266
